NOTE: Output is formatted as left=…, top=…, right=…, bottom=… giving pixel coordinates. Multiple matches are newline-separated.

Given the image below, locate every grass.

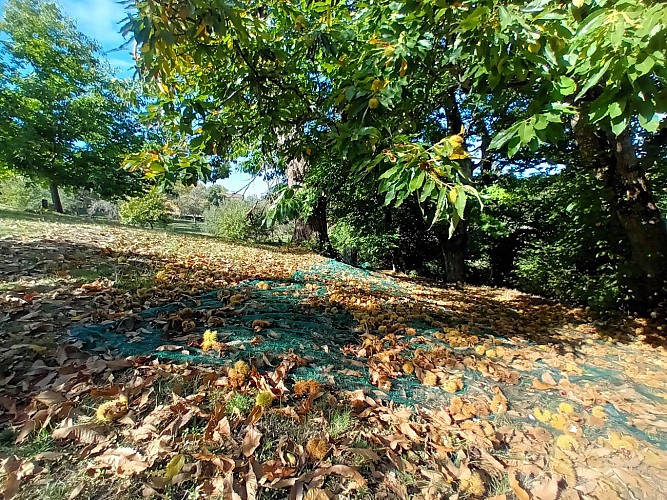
left=487, top=473, right=512, bottom=498
left=328, top=408, right=353, bottom=438
left=225, top=392, right=254, bottom=417
left=0, top=427, right=55, bottom=459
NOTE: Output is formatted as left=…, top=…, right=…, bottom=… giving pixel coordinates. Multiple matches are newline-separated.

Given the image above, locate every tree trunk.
left=49, top=182, right=63, bottom=213
left=572, top=115, right=667, bottom=311
left=434, top=92, right=472, bottom=283
left=284, top=150, right=332, bottom=252
left=437, top=225, right=467, bottom=282
left=310, top=195, right=334, bottom=256
left=285, top=153, right=313, bottom=244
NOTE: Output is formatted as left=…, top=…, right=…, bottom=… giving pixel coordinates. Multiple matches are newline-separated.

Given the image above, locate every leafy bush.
left=87, top=199, right=120, bottom=219
left=467, top=173, right=627, bottom=310
left=330, top=219, right=399, bottom=267
left=0, top=175, right=50, bottom=210
left=171, top=183, right=209, bottom=219
left=204, top=200, right=252, bottom=241
left=120, top=189, right=171, bottom=228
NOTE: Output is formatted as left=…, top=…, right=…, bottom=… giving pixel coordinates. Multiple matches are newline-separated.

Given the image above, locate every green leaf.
left=518, top=121, right=535, bottom=144
left=507, top=136, right=522, bottom=158
left=576, top=60, right=611, bottom=100
left=448, top=211, right=461, bottom=238
left=557, top=76, right=577, bottom=96
left=379, top=166, right=400, bottom=180
left=454, top=187, right=467, bottom=220
left=409, top=170, right=425, bottom=192
left=611, top=116, right=627, bottom=136
left=419, top=178, right=435, bottom=202
left=607, top=102, right=623, bottom=119
left=634, top=56, right=655, bottom=77
left=458, top=7, right=489, bottom=32
left=638, top=111, right=661, bottom=132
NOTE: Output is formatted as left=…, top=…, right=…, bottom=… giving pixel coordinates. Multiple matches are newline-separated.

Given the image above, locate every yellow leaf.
left=533, top=407, right=552, bottom=422
left=572, top=0, right=585, bottom=7
left=164, top=454, right=185, bottom=480
left=531, top=377, right=554, bottom=390
left=556, top=434, right=578, bottom=451
left=558, top=402, right=574, bottom=415
left=448, top=189, right=458, bottom=205
left=591, top=406, right=606, bottom=419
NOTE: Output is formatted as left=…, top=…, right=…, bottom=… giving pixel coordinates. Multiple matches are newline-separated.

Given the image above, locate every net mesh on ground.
left=70, top=259, right=667, bottom=450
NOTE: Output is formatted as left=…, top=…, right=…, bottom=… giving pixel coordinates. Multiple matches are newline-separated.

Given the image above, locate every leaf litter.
left=1, top=214, right=667, bottom=499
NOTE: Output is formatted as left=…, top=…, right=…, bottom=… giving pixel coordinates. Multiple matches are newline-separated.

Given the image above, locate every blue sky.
left=0, top=0, right=269, bottom=197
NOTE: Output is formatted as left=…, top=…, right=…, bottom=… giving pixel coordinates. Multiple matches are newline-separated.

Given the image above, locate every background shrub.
left=120, top=189, right=171, bottom=228
left=0, top=175, right=50, bottom=210
left=204, top=200, right=252, bottom=241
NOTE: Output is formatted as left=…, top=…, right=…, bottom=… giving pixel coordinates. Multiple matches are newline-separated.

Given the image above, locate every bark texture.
left=572, top=114, right=667, bottom=310
left=284, top=149, right=332, bottom=254
left=434, top=93, right=472, bottom=283
left=49, top=182, right=63, bottom=213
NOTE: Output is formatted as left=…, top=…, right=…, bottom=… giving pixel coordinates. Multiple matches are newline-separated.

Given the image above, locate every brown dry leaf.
left=532, top=377, right=555, bottom=390
left=304, top=488, right=330, bottom=500
left=33, top=452, right=65, bottom=461
left=67, top=482, right=86, bottom=499
left=242, top=426, right=262, bottom=457
left=300, top=464, right=367, bottom=488
left=1, top=457, right=21, bottom=500
left=541, top=372, right=558, bottom=386
left=192, top=449, right=235, bottom=474
left=52, top=424, right=108, bottom=444
left=1, top=472, right=20, bottom=499
left=93, top=447, right=150, bottom=477
left=530, top=474, right=560, bottom=500
left=34, top=390, right=66, bottom=406
left=509, top=468, right=530, bottom=500
left=246, top=460, right=258, bottom=500
left=551, top=457, right=576, bottom=486
left=348, top=448, right=380, bottom=462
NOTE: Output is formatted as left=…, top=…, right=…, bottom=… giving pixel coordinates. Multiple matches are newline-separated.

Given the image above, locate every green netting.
left=70, top=259, right=667, bottom=450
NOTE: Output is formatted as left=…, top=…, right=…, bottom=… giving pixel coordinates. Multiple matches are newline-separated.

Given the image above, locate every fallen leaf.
left=532, top=378, right=554, bottom=390
left=52, top=424, right=108, bottom=444
left=242, top=426, right=262, bottom=457
left=530, top=474, right=560, bottom=500
left=304, top=488, right=330, bottom=500
left=509, top=468, right=530, bottom=500
left=164, top=454, right=185, bottom=481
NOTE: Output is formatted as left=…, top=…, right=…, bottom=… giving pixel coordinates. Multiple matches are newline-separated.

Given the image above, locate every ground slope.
left=1, top=210, right=666, bottom=500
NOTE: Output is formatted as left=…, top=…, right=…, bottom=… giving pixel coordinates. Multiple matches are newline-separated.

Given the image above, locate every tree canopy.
left=0, top=0, right=149, bottom=211
left=123, top=0, right=666, bottom=311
